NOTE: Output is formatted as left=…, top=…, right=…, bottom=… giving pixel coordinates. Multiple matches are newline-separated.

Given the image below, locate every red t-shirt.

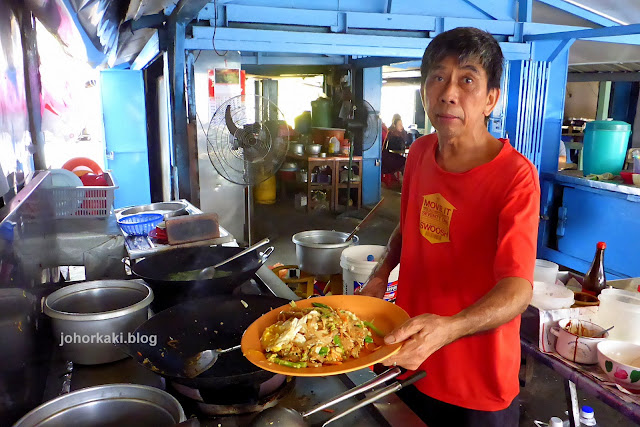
left=396, top=133, right=540, bottom=411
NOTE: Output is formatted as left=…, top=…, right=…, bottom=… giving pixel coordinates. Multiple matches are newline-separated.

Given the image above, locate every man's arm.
left=382, top=277, right=532, bottom=370
left=357, top=223, right=402, bottom=298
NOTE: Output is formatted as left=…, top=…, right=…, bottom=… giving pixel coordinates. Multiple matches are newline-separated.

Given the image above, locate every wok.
left=131, top=245, right=274, bottom=311
left=120, top=295, right=289, bottom=391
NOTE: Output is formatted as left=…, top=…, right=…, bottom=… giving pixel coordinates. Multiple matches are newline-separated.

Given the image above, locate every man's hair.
left=420, top=27, right=504, bottom=91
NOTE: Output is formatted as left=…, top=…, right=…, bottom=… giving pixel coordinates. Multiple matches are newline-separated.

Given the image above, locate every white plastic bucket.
left=340, top=245, right=399, bottom=303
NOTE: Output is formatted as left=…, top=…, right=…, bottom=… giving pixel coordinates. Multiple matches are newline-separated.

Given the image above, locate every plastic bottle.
left=582, top=242, right=607, bottom=296
left=579, top=405, right=597, bottom=426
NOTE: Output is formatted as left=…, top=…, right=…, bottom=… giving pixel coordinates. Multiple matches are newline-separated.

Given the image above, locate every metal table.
left=521, top=339, right=640, bottom=426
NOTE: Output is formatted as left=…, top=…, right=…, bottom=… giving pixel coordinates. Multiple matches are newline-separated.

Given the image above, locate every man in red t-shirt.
left=359, top=27, right=540, bottom=426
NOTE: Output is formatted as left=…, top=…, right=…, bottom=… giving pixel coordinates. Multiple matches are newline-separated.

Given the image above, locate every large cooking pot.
left=44, top=280, right=153, bottom=365
left=13, top=384, right=185, bottom=426
left=121, top=295, right=289, bottom=391
left=119, top=201, right=189, bottom=219
left=292, top=230, right=358, bottom=275
left=131, top=245, right=274, bottom=311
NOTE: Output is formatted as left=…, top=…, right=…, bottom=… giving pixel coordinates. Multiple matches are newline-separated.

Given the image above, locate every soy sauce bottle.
left=582, top=242, right=607, bottom=297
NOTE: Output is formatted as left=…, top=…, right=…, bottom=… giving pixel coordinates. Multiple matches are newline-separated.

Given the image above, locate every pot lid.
left=585, top=120, right=631, bottom=132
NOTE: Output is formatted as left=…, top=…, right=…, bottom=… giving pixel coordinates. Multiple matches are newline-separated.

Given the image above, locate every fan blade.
left=224, top=104, right=240, bottom=135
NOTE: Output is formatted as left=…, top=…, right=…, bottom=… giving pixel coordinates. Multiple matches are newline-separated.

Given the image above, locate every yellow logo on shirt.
left=419, top=193, right=456, bottom=244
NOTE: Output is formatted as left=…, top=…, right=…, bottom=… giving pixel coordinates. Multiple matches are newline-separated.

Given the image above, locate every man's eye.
left=464, top=78, right=473, bottom=84
left=434, top=76, right=444, bottom=82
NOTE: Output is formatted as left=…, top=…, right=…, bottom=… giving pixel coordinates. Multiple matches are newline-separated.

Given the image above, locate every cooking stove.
left=39, top=272, right=424, bottom=427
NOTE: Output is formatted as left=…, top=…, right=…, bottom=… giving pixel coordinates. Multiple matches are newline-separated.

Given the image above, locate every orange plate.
left=241, top=295, right=409, bottom=377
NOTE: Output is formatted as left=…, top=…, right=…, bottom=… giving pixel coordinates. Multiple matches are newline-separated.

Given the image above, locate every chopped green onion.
left=364, top=335, right=374, bottom=343
left=271, top=357, right=307, bottom=369
left=363, top=321, right=385, bottom=337
left=312, top=302, right=331, bottom=310
left=289, top=301, right=297, bottom=307
left=319, top=346, right=329, bottom=356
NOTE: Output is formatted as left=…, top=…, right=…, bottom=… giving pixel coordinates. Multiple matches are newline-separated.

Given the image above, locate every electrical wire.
left=213, top=0, right=228, bottom=57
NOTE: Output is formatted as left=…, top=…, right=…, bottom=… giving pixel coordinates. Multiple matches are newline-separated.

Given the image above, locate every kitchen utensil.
left=289, top=143, right=305, bottom=156
left=280, top=161, right=299, bottom=171
left=183, top=344, right=241, bottom=378
left=119, top=201, right=189, bottom=219
left=345, top=197, right=384, bottom=242
left=534, top=259, right=559, bottom=285
left=130, top=245, right=274, bottom=311
left=598, top=325, right=615, bottom=338
left=118, top=213, right=164, bottom=236
left=198, top=238, right=270, bottom=280
left=292, top=230, right=358, bottom=275
left=250, top=367, right=401, bottom=426
left=319, top=152, right=327, bottom=158
left=597, top=340, right=640, bottom=393
left=49, top=168, right=83, bottom=188
left=44, top=280, right=153, bottom=365
left=241, top=295, right=410, bottom=376
left=13, top=384, right=185, bottom=426
left=550, top=319, right=609, bottom=364
left=121, top=295, right=289, bottom=390
left=249, top=369, right=425, bottom=427
left=311, top=98, right=332, bottom=128
left=597, top=288, right=640, bottom=344
left=530, top=282, right=574, bottom=310
left=306, top=144, right=322, bottom=156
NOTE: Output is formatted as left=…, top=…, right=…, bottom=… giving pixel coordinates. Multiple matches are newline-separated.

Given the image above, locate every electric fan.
left=206, top=95, right=289, bottom=242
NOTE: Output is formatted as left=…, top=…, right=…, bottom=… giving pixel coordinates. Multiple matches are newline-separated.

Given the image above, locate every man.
left=359, top=27, right=540, bottom=426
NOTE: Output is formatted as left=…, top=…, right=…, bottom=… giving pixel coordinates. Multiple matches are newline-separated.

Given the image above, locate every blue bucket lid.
left=585, top=120, right=631, bottom=132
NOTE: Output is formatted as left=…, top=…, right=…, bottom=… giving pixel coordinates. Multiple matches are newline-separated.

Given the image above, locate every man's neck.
left=436, top=129, right=502, bottom=173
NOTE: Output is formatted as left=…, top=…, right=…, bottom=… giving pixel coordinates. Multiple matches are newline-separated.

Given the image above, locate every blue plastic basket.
left=117, top=213, right=164, bottom=236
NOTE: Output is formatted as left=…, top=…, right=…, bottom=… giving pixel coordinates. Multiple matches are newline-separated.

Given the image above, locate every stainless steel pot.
left=306, top=144, right=322, bottom=155
left=119, top=201, right=189, bottom=219
left=292, top=230, right=359, bottom=275
left=44, top=280, right=153, bottom=365
left=13, top=384, right=185, bottom=426
left=289, top=143, right=305, bottom=156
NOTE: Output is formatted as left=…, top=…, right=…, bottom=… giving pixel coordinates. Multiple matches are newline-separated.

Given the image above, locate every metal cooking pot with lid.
left=13, top=384, right=185, bottom=427
left=292, top=230, right=358, bottom=275
left=119, top=201, right=189, bottom=219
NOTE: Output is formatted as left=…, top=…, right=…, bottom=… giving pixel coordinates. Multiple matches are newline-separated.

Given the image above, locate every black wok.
left=121, top=295, right=289, bottom=391
left=131, top=245, right=274, bottom=311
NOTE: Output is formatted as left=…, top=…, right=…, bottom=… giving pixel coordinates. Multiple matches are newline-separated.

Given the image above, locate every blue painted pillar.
left=611, top=82, right=633, bottom=123
left=361, top=67, right=382, bottom=205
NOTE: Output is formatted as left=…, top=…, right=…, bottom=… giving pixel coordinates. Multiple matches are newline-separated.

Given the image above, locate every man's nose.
left=440, top=80, right=458, bottom=104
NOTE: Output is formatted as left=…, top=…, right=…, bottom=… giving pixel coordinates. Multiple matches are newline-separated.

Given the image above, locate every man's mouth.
left=437, top=113, right=459, bottom=120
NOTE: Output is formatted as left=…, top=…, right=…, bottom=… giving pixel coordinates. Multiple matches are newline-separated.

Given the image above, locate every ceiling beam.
left=534, top=0, right=626, bottom=27
left=169, top=0, right=211, bottom=25
left=524, top=23, right=640, bottom=42
left=568, top=72, right=640, bottom=82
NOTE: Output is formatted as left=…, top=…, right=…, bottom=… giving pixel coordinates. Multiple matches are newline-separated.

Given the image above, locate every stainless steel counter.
left=547, top=170, right=640, bottom=197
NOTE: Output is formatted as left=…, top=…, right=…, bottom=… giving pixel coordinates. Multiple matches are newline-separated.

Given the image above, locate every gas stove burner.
left=170, top=374, right=294, bottom=416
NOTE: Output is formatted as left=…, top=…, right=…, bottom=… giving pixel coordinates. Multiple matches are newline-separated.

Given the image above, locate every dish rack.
left=51, top=171, right=118, bottom=219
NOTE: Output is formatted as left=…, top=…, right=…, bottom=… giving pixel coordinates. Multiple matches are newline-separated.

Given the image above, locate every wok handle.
left=260, top=246, right=274, bottom=262
left=321, top=370, right=427, bottom=426
left=302, top=366, right=401, bottom=417
left=213, top=238, right=270, bottom=270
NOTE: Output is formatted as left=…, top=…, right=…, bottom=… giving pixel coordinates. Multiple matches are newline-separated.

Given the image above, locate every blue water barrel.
left=583, top=120, right=631, bottom=175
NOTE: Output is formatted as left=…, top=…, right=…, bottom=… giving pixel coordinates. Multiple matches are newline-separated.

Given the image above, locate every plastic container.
left=254, top=176, right=276, bottom=204
left=579, top=405, right=597, bottom=426
left=311, top=97, right=332, bottom=128
left=51, top=171, right=117, bottom=219
left=534, top=259, right=559, bottom=285
left=583, top=120, right=631, bottom=175
left=340, top=245, right=399, bottom=303
left=531, top=281, right=575, bottom=310
left=596, top=288, right=640, bottom=344
left=117, top=213, right=164, bottom=236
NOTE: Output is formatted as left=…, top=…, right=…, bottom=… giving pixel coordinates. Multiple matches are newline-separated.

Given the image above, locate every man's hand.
left=356, top=276, right=387, bottom=299
left=381, top=314, right=460, bottom=370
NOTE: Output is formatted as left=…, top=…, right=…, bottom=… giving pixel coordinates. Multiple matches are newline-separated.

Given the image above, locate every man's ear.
left=484, top=88, right=500, bottom=118
left=420, top=81, right=427, bottom=111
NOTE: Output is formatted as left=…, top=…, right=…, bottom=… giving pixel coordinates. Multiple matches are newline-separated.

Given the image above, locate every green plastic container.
left=311, top=97, right=332, bottom=128
left=583, top=120, right=631, bottom=175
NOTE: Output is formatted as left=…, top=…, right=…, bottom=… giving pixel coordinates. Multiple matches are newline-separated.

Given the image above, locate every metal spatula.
left=198, top=238, right=270, bottom=280
left=182, top=344, right=242, bottom=378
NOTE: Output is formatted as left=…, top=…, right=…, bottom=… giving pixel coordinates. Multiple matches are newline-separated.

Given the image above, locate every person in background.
left=386, top=114, right=409, bottom=152
left=359, top=27, right=540, bottom=427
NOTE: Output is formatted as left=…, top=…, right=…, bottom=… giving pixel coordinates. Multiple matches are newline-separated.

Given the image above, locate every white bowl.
left=597, top=340, right=640, bottom=393
left=531, top=282, right=574, bottom=310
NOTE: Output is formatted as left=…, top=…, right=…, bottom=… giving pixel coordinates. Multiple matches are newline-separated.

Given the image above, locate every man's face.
left=421, top=55, right=499, bottom=140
